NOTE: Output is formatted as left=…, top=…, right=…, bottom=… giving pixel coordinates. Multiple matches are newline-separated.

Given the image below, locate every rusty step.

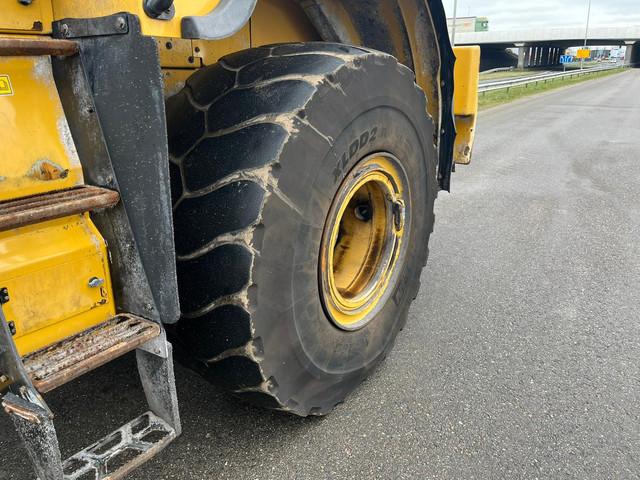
left=23, top=314, right=160, bottom=393
left=0, top=185, right=119, bottom=231
left=0, top=37, right=79, bottom=57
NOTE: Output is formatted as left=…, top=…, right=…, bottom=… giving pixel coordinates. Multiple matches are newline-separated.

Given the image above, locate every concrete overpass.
left=455, top=26, right=640, bottom=70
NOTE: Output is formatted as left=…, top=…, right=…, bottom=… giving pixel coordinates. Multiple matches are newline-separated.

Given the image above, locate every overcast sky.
left=443, top=0, right=640, bottom=30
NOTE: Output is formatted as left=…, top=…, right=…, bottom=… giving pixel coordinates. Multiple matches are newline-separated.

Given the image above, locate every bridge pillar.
left=625, top=41, right=639, bottom=67
left=516, top=43, right=526, bottom=69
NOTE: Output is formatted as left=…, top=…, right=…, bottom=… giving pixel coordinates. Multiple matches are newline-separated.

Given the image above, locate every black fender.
left=295, top=0, right=456, bottom=190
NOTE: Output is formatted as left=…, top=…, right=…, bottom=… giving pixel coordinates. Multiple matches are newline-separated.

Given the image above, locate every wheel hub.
left=320, top=153, right=409, bottom=331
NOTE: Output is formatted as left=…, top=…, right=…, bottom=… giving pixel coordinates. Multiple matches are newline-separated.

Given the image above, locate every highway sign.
left=576, top=49, right=591, bottom=59
left=560, top=55, right=573, bottom=64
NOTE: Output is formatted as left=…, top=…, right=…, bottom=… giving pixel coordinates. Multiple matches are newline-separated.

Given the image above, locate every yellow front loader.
left=0, top=1, right=479, bottom=478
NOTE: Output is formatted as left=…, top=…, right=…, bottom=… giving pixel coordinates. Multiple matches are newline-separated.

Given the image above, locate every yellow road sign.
left=576, top=49, right=591, bottom=59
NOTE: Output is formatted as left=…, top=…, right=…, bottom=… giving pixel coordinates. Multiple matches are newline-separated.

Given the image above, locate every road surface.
left=2, top=69, right=639, bottom=480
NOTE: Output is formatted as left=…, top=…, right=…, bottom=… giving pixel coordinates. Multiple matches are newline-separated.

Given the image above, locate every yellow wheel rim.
left=320, top=153, right=409, bottom=331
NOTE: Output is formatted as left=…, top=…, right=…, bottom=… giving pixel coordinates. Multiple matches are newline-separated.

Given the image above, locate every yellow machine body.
left=0, top=0, right=54, bottom=34
left=0, top=215, right=115, bottom=356
left=0, top=56, right=83, bottom=201
left=0, top=55, right=115, bottom=356
left=453, top=46, right=480, bottom=165
left=157, top=0, right=320, bottom=94
left=0, top=0, right=221, bottom=37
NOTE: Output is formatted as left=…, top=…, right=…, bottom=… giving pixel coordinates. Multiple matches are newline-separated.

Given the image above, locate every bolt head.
left=61, top=24, right=70, bottom=37
left=116, top=17, right=127, bottom=30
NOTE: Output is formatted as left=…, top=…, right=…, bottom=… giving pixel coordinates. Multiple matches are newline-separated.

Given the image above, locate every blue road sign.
left=560, top=55, right=573, bottom=64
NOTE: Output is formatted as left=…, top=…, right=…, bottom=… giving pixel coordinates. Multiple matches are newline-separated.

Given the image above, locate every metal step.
left=1, top=301, right=181, bottom=480
left=0, top=37, right=79, bottom=57
left=62, top=412, right=176, bottom=480
left=23, top=314, right=160, bottom=393
left=0, top=185, right=119, bottom=232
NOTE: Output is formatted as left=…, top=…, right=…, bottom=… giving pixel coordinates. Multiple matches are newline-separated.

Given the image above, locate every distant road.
left=1, top=70, right=639, bottom=480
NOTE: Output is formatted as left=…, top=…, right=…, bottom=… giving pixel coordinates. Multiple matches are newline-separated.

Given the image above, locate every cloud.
left=444, top=0, right=640, bottom=30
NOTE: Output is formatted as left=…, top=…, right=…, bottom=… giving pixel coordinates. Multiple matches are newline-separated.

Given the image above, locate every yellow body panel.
left=0, top=56, right=83, bottom=201
left=157, top=0, right=318, bottom=96
left=0, top=0, right=53, bottom=34
left=251, top=0, right=320, bottom=46
left=193, top=24, right=251, bottom=64
left=453, top=46, right=480, bottom=116
left=0, top=214, right=115, bottom=356
left=453, top=46, right=480, bottom=165
left=158, top=25, right=251, bottom=95
left=51, top=0, right=221, bottom=38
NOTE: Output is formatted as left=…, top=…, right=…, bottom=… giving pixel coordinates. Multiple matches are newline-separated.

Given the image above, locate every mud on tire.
left=167, top=42, right=438, bottom=416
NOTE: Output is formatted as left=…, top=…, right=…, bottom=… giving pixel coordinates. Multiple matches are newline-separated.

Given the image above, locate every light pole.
left=451, top=0, right=458, bottom=46
left=581, top=0, right=592, bottom=70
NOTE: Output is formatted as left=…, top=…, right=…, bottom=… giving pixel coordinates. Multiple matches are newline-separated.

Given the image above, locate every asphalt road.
left=2, top=70, right=640, bottom=480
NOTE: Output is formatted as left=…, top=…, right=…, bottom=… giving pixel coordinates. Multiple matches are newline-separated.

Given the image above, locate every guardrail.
left=479, top=70, right=553, bottom=87
left=480, top=66, right=514, bottom=75
left=479, top=65, right=626, bottom=93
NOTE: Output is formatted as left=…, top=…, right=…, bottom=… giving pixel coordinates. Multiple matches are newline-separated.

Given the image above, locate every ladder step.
left=23, top=314, right=160, bottom=393
left=63, top=412, right=176, bottom=480
left=0, top=185, right=119, bottom=231
left=0, top=37, right=79, bottom=57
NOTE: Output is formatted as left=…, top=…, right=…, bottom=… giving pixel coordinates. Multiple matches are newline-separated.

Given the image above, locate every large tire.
left=167, top=42, right=437, bottom=416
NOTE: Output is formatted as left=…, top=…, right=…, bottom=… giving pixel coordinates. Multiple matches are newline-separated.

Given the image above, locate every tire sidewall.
left=252, top=56, right=436, bottom=409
